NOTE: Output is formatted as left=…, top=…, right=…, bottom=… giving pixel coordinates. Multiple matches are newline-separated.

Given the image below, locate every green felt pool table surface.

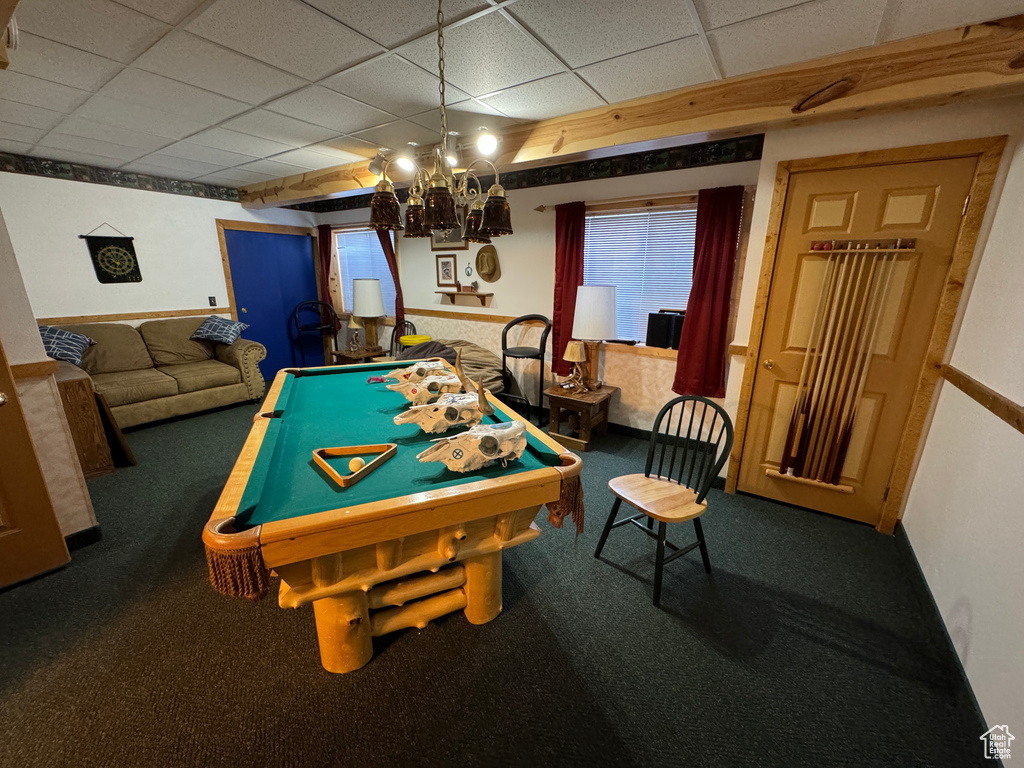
left=235, top=363, right=562, bottom=529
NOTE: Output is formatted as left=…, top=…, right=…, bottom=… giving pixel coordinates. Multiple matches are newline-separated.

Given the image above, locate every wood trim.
left=728, top=345, right=748, bottom=358
left=603, top=343, right=676, bottom=360
left=238, top=16, right=1024, bottom=209
left=727, top=186, right=756, bottom=355
left=11, top=360, right=58, bottom=379
left=407, top=307, right=521, bottom=325
left=214, top=220, right=315, bottom=237
left=586, top=194, right=697, bottom=213
left=37, top=307, right=230, bottom=325
left=940, top=364, right=1024, bottom=435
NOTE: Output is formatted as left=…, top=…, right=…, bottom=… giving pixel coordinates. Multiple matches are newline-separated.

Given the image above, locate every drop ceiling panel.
left=692, top=0, right=811, bottom=30
left=305, top=0, right=488, bottom=48
left=236, top=158, right=310, bottom=176
left=708, top=0, right=888, bottom=78
left=264, top=86, right=392, bottom=134
left=481, top=74, right=603, bottom=121
left=295, top=142, right=371, bottom=162
left=97, top=69, right=250, bottom=124
left=52, top=116, right=173, bottom=151
left=71, top=95, right=210, bottom=139
left=120, top=160, right=203, bottom=180
left=0, top=121, right=46, bottom=144
left=221, top=110, right=339, bottom=146
left=312, top=136, right=381, bottom=159
left=401, top=13, right=561, bottom=97
left=407, top=102, right=522, bottom=138
left=578, top=36, right=716, bottom=104
left=133, top=33, right=307, bottom=105
left=115, top=0, right=209, bottom=25
left=270, top=147, right=363, bottom=170
left=37, top=132, right=151, bottom=162
left=159, top=142, right=257, bottom=166
left=15, top=0, right=170, bottom=64
left=510, top=0, right=697, bottom=68
left=351, top=120, right=446, bottom=152
left=28, top=146, right=126, bottom=167
left=0, top=139, right=33, bottom=154
left=875, top=0, right=1024, bottom=41
left=7, top=33, right=123, bottom=93
left=0, top=70, right=92, bottom=113
left=0, top=99, right=66, bottom=131
left=196, top=169, right=275, bottom=185
left=186, top=0, right=383, bottom=80
left=130, top=152, right=227, bottom=175
left=323, top=56, right=470, bottom=118
left=188, top=127, right=294, bottom=157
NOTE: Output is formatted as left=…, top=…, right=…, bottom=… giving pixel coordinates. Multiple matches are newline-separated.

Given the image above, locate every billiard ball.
left=348, top=457, right=366, bottom=473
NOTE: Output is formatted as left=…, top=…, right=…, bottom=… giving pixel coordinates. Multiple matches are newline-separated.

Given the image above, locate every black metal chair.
left=500, top=314, right=551, bottom=424
left=390, top=320, right=417, bottom=357
left=292, top=300, right=338, bottom=367
left=594, top=395, right=734, bottom=606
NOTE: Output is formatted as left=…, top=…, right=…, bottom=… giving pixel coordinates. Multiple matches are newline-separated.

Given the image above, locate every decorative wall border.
left=0, top=152, right=239, bottom=201
left=288, top=134, right=765, bottom=213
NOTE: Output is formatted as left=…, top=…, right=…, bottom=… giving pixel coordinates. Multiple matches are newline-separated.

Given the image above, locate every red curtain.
left=376, top=229, right=405, bottom=327
left=315, top=224, right=339, bottom=332
left=673, top=186, right=744, bottom=398
left=552, top=202, right=586, bottom=376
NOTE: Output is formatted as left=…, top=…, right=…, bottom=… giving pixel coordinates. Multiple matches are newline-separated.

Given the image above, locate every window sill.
left=602, top=342, right=677, bottom=360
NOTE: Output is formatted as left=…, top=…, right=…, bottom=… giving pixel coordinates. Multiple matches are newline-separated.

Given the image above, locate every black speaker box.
left=645, top=311, right=685, bottom=349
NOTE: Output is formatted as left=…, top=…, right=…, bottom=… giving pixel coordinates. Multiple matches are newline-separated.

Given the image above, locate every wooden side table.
left=545, top=385, right=619, bottom=452
left=331, top=347, right=384, bottom=364
left=54, top=366, right=114, bottom=478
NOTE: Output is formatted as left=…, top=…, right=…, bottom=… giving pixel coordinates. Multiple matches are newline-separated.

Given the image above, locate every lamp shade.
left=572, top=285, right=617, bottom=340
left=563, top=340, right=587, bottom=363
left=352, top=278, right=386, bottom=318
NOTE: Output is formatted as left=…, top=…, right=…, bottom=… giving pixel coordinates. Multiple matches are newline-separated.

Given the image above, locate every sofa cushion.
left=38, top=325, right=95, bottom=366
left=156, top=360, right=241, bottom=395
left=140, top=317, right=214, bottom=366
left=90, top=368, right=178, bottom=407
left=61, top=323, right=154, bottom=374
left=191, top=315, right=249, bottom=345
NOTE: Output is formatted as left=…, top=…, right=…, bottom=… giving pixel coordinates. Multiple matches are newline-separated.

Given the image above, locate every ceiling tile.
left=691, top=0, right=809, bottom=30
left=7, top=33, right=123, bottom=92
left=115, top=0, right=208, bottom=25
left=401, top=13, right=561, bottom=97
left=407, top=101, right=524, bottom=137
left=351, top=120, right=445, bottom=152
left=481, top=74, right=603, bottom=121
left=707, top=0, right=888, bottom=78
left=120, top=160, right=202, bottom=180
left=298, top=142, right=371, bottom=163
left=131, top=152, right=227, bottom=175
left=187, top=0, right=383, bottom=81
left=159, top=141, right=257, bottom=166
left=0, top=99, right=66, bottom=130
left=311, top=136, right=380, bottom=158
left=0, top=139, right=33, bottom=154
left=236, top=158, right=310, bottom=176
left=222, top=110, right=341, bottom=146
left=187, top=127, right=294, bottom=157
left=0, top=70, right=91, bottom=113
left=37, top=133, right=151, bottom=162
left=97, top=69, right=250, bottom=124
left=195, top=168, right=275, bottom=185
left=133, top=33, right=306, bottom=106
left=71, top=95, right=210, bottom=139
left=510, top=0, right=696, bottom=68
left=876, top=0, right=1024, bottom=41
left=577, top=36, right=716, bottom=104
left=0, top=121, right=46, bottom=144
left=29, top=147, right=126, bottom=167
left=52, top=116, right=173, bottom=151
left=264, top=85, right=392, bottom=133
left=15, top=0, right=170, bottom=64
left=305, top=0, right=488, bottom=48
left=323, top=55, right=470, bottom=118
left=267, top=147, right=361, bottom=170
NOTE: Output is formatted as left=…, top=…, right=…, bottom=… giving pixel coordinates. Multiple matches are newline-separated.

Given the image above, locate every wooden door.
left=0, top=339, right=70, bottom=588
left=737, top=156, right=978, bottom=525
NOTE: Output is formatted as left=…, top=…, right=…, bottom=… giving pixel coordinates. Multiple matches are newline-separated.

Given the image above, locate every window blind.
left=583, top=206, right=697, bottom=341
left=335, top=229, right=397, bottom=315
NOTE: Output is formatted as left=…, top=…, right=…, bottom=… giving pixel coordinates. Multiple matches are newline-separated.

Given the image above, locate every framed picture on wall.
left=436, top=254, right=457, bottom=287
left=430, top=206, right=468, bottom=251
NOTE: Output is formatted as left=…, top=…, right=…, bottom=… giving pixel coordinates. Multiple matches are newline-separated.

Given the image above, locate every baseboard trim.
left=65, top=525, right=102, bottom=551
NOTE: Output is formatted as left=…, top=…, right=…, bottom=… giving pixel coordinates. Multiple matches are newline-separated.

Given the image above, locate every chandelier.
left=369, top=0, right=513, bottom=241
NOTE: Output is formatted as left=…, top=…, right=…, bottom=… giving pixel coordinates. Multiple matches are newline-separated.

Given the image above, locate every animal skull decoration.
left=416, top=421, right=528, bottom=472
left=383, top=359, right=447, bottom=383
left=387, top=373, right=463, bottom=405
left=393, top=377, right=496, bottom=434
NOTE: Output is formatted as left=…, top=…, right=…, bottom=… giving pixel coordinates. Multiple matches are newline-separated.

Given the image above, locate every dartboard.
left=96, top=245, right=136, bottom=276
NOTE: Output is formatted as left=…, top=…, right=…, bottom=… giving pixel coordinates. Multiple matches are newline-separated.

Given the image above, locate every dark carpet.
left=0, top=403, right=988, bottom=767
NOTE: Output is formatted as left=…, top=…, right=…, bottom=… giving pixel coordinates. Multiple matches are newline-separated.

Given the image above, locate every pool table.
left=203, top=362, right=581, bottom=673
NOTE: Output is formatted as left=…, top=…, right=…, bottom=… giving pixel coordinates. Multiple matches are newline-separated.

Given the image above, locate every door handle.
left=240, top=307, right=248, bottom=313
left=763, top=359, right=775, bottom=370
left=0, top=392, right=7, bottom=407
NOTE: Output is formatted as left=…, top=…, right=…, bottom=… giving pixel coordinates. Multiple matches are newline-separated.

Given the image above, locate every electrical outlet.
left=208, top=296, right=216, bottom=307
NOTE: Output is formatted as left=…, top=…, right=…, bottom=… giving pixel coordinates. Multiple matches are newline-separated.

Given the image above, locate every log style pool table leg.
left=313, top=591, right=372, bottom=673
left=462, top=550, right=503, bottom=624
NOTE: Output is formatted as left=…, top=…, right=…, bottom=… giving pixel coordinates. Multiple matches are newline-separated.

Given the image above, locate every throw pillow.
left=38, top=325, right=96, bottom=366
left=191, top=315, right=250, bottom=345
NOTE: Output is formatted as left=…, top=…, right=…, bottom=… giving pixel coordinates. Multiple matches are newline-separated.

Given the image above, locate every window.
left=583, top=206, right=697, bottom=341
left=334, top=229, right=397, bottom=316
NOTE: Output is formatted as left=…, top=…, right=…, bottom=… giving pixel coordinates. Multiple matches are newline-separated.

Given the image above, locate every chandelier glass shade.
left=462, top=200, right=490, bottom=243
left=402, top=189, right=431, bottom=238
left=369, top=175, right=402, bottom=232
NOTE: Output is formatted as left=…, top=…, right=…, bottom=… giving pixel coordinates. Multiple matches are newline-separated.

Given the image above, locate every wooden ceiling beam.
left=239, top=15, right=1024, bottom=209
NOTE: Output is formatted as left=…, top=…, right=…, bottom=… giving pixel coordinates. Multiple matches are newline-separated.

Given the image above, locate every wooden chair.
left=594, top=395, right=734, bottom=606
left=390, top=320, right=416, bottom=357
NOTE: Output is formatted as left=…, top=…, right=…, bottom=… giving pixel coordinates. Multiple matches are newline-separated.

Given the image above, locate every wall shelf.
left=436, top=291, right=493, bottom=307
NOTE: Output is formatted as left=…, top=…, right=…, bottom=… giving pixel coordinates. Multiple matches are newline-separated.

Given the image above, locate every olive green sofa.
left=54, top=317, right=266, bottom=428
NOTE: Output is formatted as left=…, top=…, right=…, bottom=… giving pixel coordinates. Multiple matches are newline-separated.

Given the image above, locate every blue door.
left=224, top=229, right=323, bottom=379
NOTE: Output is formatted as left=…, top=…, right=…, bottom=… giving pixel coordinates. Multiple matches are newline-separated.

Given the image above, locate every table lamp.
left=562, top=340, right=588, bottom=392
left=346, top=314, right=363, bottom=352
left=352, top=278, right=386, bottom=350
left=572, top=285, right=617, bottom=390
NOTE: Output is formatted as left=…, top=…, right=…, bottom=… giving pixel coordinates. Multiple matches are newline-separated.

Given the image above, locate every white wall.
left=0, top=174, right=314, bottom=323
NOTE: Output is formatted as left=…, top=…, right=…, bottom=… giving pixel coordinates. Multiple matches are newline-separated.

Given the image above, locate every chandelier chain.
left=436, top=0, right=448, bottom=159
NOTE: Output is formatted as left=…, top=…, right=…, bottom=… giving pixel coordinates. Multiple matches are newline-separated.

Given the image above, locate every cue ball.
left=348, top=457, right=366, bottom=473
